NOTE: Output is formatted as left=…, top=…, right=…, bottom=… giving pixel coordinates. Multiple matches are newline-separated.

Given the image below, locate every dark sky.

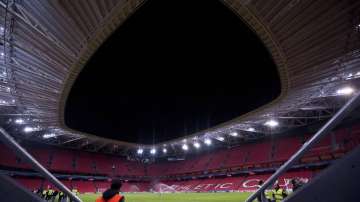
left=65, top=0, right=280, bottom=144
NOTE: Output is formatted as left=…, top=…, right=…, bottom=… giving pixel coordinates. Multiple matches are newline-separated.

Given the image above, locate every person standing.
left=291, top=178, right=304, bottom=192
left=95, top=179, right=125, bottom=202
left=58, top=191, right=64, bottom=202
left=272, top=183, right=287, bottom=202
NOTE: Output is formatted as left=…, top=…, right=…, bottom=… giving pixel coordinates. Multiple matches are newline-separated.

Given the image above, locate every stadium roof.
left=1, top=0, right=360, bottom=157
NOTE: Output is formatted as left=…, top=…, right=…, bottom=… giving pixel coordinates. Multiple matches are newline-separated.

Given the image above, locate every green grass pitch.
left=80, top=192, right=252, bottom=202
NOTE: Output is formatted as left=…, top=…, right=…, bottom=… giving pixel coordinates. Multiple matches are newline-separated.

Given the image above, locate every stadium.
left=0, top=0, right=359, bottom=202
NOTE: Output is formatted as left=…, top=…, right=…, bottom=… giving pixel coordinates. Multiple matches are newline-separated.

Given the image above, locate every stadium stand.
left=51, top=149, right=74, bottom=173
left=92, top=153, right=115, bottom=175
left=157, top=171, right=312, bottom=192
left=272, top=137, right=302, bottom=162
left=75, top=152, right=95, bottom=174
left=223, top=147, right=247, bottom=168
left=13, top=170, right=311, bottom=193
left=207, top=150, right=229, bottom=170
left=3, top=124, right=358, bottom=178
left=16, top=177, right=43, bottom=190
left=72, top=180, right=96, bottom=193
left=245, top=142, right=272, bottom=165
left=0, top=145, right=21, bottom=168
left=2, top=123, right=360, bottom=195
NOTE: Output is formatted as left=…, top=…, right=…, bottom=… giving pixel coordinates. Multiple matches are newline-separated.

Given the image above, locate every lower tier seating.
left=14, top=170, right=312, bottom=193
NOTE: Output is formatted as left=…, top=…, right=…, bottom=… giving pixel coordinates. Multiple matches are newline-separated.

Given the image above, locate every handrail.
left=0, top=128, right=82, bottom=202
left=246, top=91, right=360, bottom=202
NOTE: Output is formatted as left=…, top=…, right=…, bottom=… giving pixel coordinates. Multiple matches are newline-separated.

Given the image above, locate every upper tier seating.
left=0, top=146, right=22, bottom=168
left=272, top=137, right=302, bottom=162
left=75, top=152, right=95, bottom=174
left=93, top=154, right=116, bottom=175
left=147, top=126, right=360, bottom=176
left=51, top=149, right=74, bottom=173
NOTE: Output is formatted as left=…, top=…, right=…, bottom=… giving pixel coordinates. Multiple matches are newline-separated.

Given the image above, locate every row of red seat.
left=0, top=146, right=145, bottom=176
left=147, top=125, right=360, bottom=176
left=1, top=124, right=359, bottom=177
left=15, top=170, right=312, bottom=193
left=16, top=178, right=150, bottom=193
left=167, top=171, right=312, bottom=192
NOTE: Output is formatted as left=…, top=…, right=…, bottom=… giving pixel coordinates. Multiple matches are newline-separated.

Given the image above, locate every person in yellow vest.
left=58, top=191, right=65, bottom=202
left=272, top=183, right=287, bottom=202
left=265, top=190, right=273, bottom=202
left=46, top=187, right=54, bottom=201
left=42, top=188, right=47, bottom=199
left=96, top=179, right=125, bottom=202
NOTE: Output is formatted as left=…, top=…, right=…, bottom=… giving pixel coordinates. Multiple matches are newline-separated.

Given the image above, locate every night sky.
left=65, top=0, right=280, bottom=144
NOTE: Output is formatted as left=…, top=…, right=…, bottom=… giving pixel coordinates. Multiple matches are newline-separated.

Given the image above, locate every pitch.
left=80, top=192, right=251, bottom=202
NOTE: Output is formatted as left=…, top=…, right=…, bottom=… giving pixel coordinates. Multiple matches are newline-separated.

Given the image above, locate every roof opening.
left=65, top=0, right=281, bottom=144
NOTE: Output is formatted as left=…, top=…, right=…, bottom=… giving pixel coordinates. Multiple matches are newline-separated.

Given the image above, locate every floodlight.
left=204, top=138, right=212, bottom=145
left=150, top=148, right=156, bottom=155
left=163, top=148, right=167, bottom=153
left=137, top=148, right=143, bottom=155
left=229, top=132, right=238, bottom=137
left=217, top=136, right=225, bottom=141
left=24, top=125, right=42, bottom=133
left=193, top=142, right=201, bottom=149
left=182, top=144, right=188, bottom=151
left=264, top=119, right=279, bottom=127
left=337, top=87, right=354, bottom=95
left=247, top=127, right=255, bottom=132
left=15, top=118, right=24, bottom=124
left=43, top=133, right=56, bottom=139
left=24, top=126, right=34, bottom=133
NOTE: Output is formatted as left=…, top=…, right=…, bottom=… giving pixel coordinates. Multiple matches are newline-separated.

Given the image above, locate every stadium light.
left=15, top=118, right=25, bottom=124
left=216, top=136, right=225, bottom=141
left=162, top=148, right=167, bottom=153
left=43, top=133, right=56, bottom=139
left=24, top=126, right=35, bottom=133
left=150, top=148, right=157, bottom=155
left=264, top=119, right=279, bottom=127
left=247, top=127, right=255, bottom=132
left=337, top=87, right=354, bottom=95
left=204, top=138, right=212, bottom=145
left=137, top=148, right=144, bottom=155
left=229, top=132, right=238, bottom=137
left=193, top=142, right=201, bottom=149
left=182, top=144, right=189, bottom=151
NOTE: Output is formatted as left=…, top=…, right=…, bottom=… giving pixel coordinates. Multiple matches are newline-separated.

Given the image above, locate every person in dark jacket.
left=291, top=178, right=304, bottom=192
left=96, top=179, right=125, bottom=202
